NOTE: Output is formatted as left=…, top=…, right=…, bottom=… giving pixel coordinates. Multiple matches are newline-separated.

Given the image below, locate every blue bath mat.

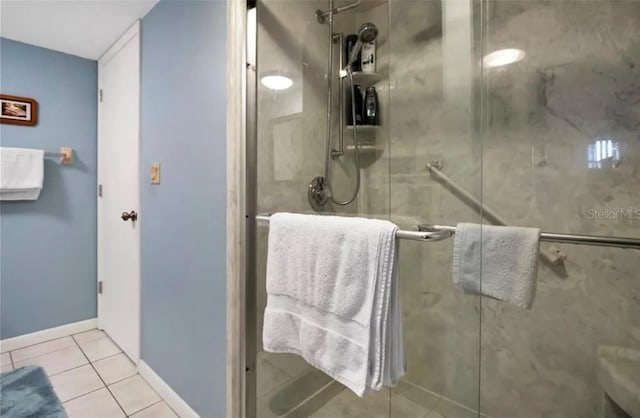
left=0, top=366, right=67, bottom=418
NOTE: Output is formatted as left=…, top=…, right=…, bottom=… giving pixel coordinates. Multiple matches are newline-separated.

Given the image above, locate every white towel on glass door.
left=0, top=147, right=44, bottom=200
left=452, top=223, right=541, bottom=309
left=262, top=212, right=406, bottom=396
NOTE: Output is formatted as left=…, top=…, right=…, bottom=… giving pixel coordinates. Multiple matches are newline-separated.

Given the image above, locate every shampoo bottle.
left=347, top=85, right=364, bottom=125
left=361, top=40, right=376, bottom=73
left=364, top=86, right=378, bottom=125
left=345, top=34, right=361, bottom=71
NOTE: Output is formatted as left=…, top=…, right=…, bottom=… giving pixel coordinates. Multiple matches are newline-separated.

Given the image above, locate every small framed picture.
left=0, top=94, right=38, bottom=126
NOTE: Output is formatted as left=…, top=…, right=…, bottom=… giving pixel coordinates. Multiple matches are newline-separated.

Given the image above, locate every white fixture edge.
left=225, top=0, right=247, bottom=417
left=0, top=318, right=98, bottom=353
left=138, top=360, right=200, bottom=418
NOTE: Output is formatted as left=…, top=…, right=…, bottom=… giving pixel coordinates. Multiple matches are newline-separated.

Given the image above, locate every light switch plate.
left=151, top=163, right=160, bottom=184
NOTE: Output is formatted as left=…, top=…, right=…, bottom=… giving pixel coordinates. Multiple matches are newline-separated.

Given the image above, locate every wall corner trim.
left=0, top=318, right=98, bottom=352
left=138, top=360, right=200, bottom=418
left=226, top=0, right=248, bottom=417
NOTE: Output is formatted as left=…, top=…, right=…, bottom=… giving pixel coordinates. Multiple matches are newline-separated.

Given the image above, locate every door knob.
left=121, top=210, right=138, bottom=222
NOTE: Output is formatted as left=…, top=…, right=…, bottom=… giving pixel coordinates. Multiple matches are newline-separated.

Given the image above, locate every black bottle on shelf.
left=364, top=86, right=378, bottom=125
left=345, top=34, right=361, bottom=71
left=347, top=84, right=364, bottom=126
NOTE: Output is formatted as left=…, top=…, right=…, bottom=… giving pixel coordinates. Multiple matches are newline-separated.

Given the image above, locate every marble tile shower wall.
left=383, top=0, right=484, bottom=413
left=478, top=2, right=640, bottom=417
left=256, top=0, right=483, bottom=415
left=255, top=2, right=395, bottom=416
left=255, top=0, right=368, bottom=363
left=379, top=0, right=639, bottom=417
left=256, top=0, right=366, bottom=218
left=257, top=0, right=328, bottom=358
left=257, top=0, right=639, bottom=417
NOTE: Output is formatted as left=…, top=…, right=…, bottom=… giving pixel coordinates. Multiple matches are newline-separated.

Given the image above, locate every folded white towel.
left=452, top=223, right=540, bottom=309
left=263, top=213, right=405, bottom=396
left=0, top=147, right=44, bottom=201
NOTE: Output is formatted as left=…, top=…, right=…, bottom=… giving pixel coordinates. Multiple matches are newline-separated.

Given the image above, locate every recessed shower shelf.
left=346, top=125, right=379, bottom=132
left=345, top=143, right=377, bottom=153
left=357, top=0, right=388, bottom=12
left=350, top=72, right=383, bottom=85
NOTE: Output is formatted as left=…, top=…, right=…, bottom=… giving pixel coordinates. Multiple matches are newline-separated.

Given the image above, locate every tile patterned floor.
left=0, top=329, right=178, bottom=418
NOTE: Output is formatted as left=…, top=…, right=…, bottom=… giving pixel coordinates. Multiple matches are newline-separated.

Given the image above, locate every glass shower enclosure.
left=247, top=0, right=640, bottom=416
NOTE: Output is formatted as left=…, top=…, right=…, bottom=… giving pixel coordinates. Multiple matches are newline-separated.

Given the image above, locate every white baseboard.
left=139, top=360, right=200, bottom=418
left=0, top=318, right=98, bottom=353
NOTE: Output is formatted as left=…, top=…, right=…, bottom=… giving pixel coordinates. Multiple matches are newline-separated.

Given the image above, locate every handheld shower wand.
left=309, top=18, right=379, bottom=209
left=325, top=21, right=378, bottom=206
left=345, top=22, right=378, bottom=69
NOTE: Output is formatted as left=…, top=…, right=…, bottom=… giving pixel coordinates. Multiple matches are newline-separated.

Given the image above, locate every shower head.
left=357, top=22, right=378, bottom=43
left=346, top=22, right=378, bottom=68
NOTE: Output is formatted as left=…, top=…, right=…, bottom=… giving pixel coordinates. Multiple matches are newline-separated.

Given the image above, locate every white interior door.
left=97, top=21, right=141, bottom=363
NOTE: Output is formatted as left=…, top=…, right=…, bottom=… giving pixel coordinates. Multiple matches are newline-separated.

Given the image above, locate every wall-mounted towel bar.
left=44, top=147, right=73, bottom=165
left=256, top=214, right=640, bottom=250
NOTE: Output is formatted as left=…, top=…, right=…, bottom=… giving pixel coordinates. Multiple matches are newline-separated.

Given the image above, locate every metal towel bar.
left=256, top=214, right=640, bottom=250
left=419, top=225, right=640, bottom=250
left=256, top=214, right=454, bottom=242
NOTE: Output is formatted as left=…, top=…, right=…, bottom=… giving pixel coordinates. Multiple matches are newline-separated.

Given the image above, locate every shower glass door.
left=387, top=0, right=484, bottom=416
left=254, top=1, right=393, bottom=416
left=479, top=1, right=640, bottom=417
left=253, top=0, right=640, bottom=417
left=253, top=0, right=483, bottom=416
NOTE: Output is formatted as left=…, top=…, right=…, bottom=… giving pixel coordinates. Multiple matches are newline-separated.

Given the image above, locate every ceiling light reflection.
left=260, top=75, right=293, bottom=90
left=483, top=48, right=526, bottom=68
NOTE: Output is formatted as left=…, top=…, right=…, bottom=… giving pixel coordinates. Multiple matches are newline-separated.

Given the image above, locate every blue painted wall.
left=141, top=1, right=227, bottom=416
left=0, top=39, right=98, bottom=339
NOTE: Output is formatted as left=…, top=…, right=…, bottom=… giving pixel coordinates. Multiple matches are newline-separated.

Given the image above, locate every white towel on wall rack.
left=0, top=147, right=44, bottom=201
